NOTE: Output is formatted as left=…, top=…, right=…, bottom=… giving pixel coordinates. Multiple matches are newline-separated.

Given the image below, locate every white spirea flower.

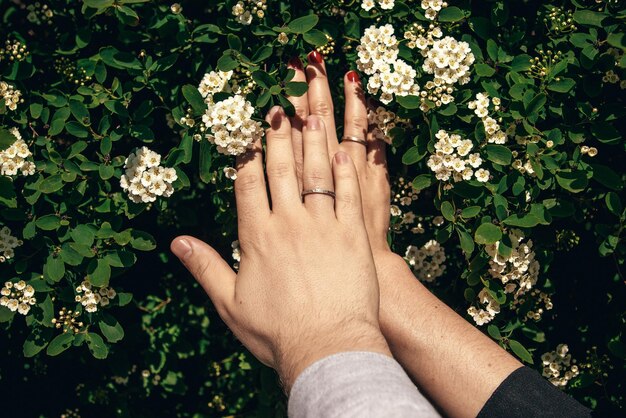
left=357, top=24, right=420, bottom=104
left=422, top=36, right=475, bottom=87
left=485, top=229, right=540, bottom=298
left=0, top=280, right=36, bottom=315
left=0, top=128, right=36, bottom=176
left=421, top=0, right=447, bottom=20
left=361, top=0, right=395, bottom=10
left=0, top=226, right=23, bottom=263
left=427, top=129, right=488, bottom=183
left=404, top=240, right=446, bottom=282
left=197, top=71, right=264, bottom=156
left=232, top=0, right=267, bottom=25
left=120, top=147, right=177, bottom=203
left=541, top=344, right=580, bottom=388
left=467, top=288, right=500, bottom=325
left=75, top=280, right=116, bottom=313
left=368, top=106, right=411, bottom=144
left=0, top=80, right=22, bottom=111
left=468, top=92, right=508, bottom=144
left=223, top=167, right=237, bottom=180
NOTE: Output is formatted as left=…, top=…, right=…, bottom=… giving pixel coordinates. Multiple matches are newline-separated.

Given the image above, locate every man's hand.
left=171, top=109, right=390, bottom=392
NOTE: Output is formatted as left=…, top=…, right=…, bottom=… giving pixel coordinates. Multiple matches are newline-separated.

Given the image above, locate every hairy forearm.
left=375, top=253, right=522, bottom=418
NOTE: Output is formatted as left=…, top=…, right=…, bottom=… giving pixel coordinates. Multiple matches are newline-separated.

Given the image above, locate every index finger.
left=235, top=135, right=270, bottom=233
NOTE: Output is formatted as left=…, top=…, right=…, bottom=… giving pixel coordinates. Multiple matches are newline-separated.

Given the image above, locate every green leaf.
left=556, top=170, right=589, bottom=193
left=216, top=53, right=239, bottom=72
left=23, top=328, right=53, bottom=357
left=412, top=174, right=433, bottom=192
left=441, top=201, right=455, bottom=222
left=47, top=333, right=75, bottom=356
left=39, top=175, right=64, bottom=194
left=251, top=70, right=276, bottom=89
left=573, top=10, right=606, bottom=27
left=438, top=6, right=465, bottom=22
left=547, top=78, right=575, bottom=93
left=0, top=128, right=18, bottom=152
left=84, top=0, right=114, bottom=8
left=43, top=254, right=65, bottom=283
left=487, top=325, right=501, bottom=340
left=86, top=333, right=109, bottom=359
left=484, top=144, right=512, bottom=166
left=117, top=292, right=133, bottom=306
left=474, top=63, right=496, bottom=77
left=130, top=230, right=156, bottom=251
left=99, top=47, right=142, bottom=70
left=182, top=84, right=207, bottom=114
left=71, top=225, right=96, bottom=246
left=502, top=213, right=541, bottom=228
left=605, top=192, right=622, bottom=217
left=461, top=206, right=481, bottom=218
left=457, top=228, right=475, bottom=257
left=525, top=93, right=547, bottom=116
left=474, top=223, right=502, bottom=245
left=402, top=146, right=421, bottom=165
left=199, top=140, right=213, bottom=183
left=396, top=95, right=421, bottom=109
left=251, top=45, right=273, bottom=63
left=591, top=164, right=622, bottom=190
left=99, top=315, right=125, bottom=343
left=287, top=14, right=319, bottom=34
left=303, top=30, right=328, bottom=46
left=88, top=258, right=111, bottom=287
left=284, top=82, right=308, bottom=97
left=509, top=339, right=534, bottom=364
left=36, top=215, right=61, bottom=230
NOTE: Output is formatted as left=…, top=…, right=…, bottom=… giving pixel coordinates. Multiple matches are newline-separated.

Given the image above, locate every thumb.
left=171, top=235, right=236, bottom=314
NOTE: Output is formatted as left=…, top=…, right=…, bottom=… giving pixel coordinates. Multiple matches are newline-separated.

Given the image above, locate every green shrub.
left=0, top=0, right=624, bottom=416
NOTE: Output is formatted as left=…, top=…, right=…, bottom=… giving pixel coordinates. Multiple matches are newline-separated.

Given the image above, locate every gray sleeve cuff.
left=288, top=351, right=441, bottom=418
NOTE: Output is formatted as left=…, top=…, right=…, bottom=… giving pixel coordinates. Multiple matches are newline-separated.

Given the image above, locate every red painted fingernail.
left=288, top=56, right=303, bottom=70
left=347, top=70, right=360, bottom=83
left=308, top=50, right=324, bottom=64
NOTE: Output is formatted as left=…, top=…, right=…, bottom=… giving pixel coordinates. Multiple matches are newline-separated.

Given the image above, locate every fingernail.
left=347, top=70, right=360, bottom=83
left=335, top=151, right=349, bottom=164
left=306, top=115, right=321, bottom=130
left=171, top=238, right=192, bottom=260
left=307, top=50, right=324, bottom=64
left=288, top=56, right=303, bottom=70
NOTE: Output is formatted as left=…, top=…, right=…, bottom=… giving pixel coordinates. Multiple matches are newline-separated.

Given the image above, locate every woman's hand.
left=171, top=108, right=390, bottom=392
left=286, top=52, right=405, bottom=278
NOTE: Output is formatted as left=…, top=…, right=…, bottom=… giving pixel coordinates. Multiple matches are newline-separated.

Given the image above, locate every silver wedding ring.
left=301, top=188, right=336, bottom=199
left=341, top=135, right=367, bottom=146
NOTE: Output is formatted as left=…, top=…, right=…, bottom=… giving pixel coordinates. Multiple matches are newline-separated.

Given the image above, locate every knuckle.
left=235, top=173, right=262, bottom=193
left=348, top=115, right=368, bottom=132
left=310, top=100, right=333, bottom=117
left=293, top=104, right=308, bottom=120
left=267, top=162, right=293, bottom=179
left=304, top=168, right=328, bottom=184
left=337, top=192, right=358, bottom=211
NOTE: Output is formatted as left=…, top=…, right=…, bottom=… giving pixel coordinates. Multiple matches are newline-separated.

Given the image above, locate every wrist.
left=278, top=322, right=391, bottom=393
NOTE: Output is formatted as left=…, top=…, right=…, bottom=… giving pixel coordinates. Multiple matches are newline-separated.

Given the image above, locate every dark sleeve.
left=477, top=366, right=591, bottom=418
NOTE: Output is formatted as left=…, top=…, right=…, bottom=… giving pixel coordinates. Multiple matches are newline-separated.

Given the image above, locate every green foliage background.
left=0, top=0, right=624, bottom=416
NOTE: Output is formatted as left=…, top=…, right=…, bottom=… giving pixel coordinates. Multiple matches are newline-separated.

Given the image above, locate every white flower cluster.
left=0, top=80, right=22, bottom=111
left=0, top=280, right=36, bottom=315
left=356, top=24, right=420, bottom=104
left=485, top=229, right=539, bottom=298
left=0, top=226, right=22, bottom=263
left=231, top=240, right=241, bottom=270
left=232, top=0, right=267, bottom=25
left=468, top=93, right=507, bottom=144
left=467, top=288, right=500, bottom=326
left=404, top=240, right=446, bottom=282
left=198, top=70, right=264, bottom=156
left=421, top=0, right=447, bottom=20
left=120, top=147, right=177, bottom=203
left=422, top=36, right=474, bottom=88
left=368, top=106, right=410, bottom=144
left=361, top=0, right=395, bottom=11
left=427, top=129, right=490, bottom=183
left=0, top=128, right=36, bottom=176
left=541, top=344, right=580, bottom=388
left=223, top=167, right=237, bottom=180
left=75, top=280, right=116, bottom=313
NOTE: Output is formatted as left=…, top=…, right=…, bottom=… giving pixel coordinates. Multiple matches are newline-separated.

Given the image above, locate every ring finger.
left=302, top=115, right=335, bottom=216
